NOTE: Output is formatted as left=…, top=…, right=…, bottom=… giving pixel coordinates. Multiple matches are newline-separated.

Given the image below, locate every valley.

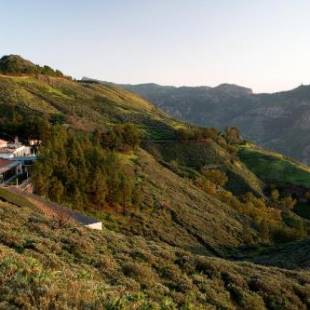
left=116, top=82, right=310, bottom=165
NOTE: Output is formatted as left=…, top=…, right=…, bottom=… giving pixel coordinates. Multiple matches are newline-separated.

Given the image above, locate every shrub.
left=122, top=262, right=156, bottom=287
left=201, top=168, right=228, bottom=187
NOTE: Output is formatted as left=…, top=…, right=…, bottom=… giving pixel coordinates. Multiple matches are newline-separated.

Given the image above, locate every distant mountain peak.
left=214, top=83, right=253, bottom=96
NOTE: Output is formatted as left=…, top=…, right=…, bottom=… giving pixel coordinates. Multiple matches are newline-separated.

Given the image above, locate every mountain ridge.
left=107, top=80, right=310, bottom=164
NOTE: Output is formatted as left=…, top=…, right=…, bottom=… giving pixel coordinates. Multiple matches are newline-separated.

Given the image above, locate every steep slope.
left=239, top=143, right=310, bottom=189
left=0, top=74, right=180, bottom=139
left=0, top=63, right=259, bottom=253
left=114, top=149, right=254, bottom=255
left=117, top=82, right=310, bottom=164
left=2, top=56, right=310, bottom=307
left=1, top=200, right=310, bottom=309
left=1, top=58, right=310, bottom=246
left=0, top=67, right=264, bottom=199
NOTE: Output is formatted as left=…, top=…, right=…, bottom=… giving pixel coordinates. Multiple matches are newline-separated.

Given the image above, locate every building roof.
left=0, top=159, right=20, bottom=174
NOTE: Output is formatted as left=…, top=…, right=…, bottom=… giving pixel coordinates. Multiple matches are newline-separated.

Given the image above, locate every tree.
left=195, top=176, right=217, bottom=195
left=123, top=124, right=141, bottom=149
left=49, top=177, right=64, bottom=203
left=201, top=168, right=228, bottom=187
left=271, top=189, right=280, bottom=202
left=281, top=196, right=297, bottom=210
left=259, top=219, right=270, bottom=242
left=225, top=127, right=242, bottom=144
left=119, top=174, right=134, bottom=214
left=90, top=171, right=107, bottom=207
left=50, top=113, right=65, bottom=125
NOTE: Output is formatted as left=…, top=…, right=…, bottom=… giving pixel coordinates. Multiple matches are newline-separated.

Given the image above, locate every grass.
left=0, top=199, right=309, bottom=309
left=239, top=144, right=310, bottom=188
left=0, top=187, right=35, bottom=209
left=1, top=70, right=310, bottom=307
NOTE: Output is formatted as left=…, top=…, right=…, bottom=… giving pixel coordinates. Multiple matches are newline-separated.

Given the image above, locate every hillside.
left=239, top=143, right=310, bottom=189
left=0, top=73, right=180, bottom=140
left=116, top=82, right=310, bottom=165
left=0, top=56, right=310, bottom=240
left=1, top=55, right=310, bottom=308
left=1, top=199, right=310, bottom=309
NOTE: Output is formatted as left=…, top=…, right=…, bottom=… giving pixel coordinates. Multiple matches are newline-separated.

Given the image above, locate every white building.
left=0, top=139, right=32, bottom=160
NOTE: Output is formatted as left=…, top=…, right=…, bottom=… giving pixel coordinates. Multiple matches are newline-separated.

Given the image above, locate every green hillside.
left=1, top=55, right=310, bottom=308
left=1, top=199, right=310, bottom=309
left=118, top=82, right=310, bottom=165
left=239, top=144, right=310, bottom=188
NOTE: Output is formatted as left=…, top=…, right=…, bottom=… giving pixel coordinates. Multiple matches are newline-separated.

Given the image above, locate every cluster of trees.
left=194, top=167, right=306, bottom=244
left=0, top=105, right=52, bottom=141
left=94, top=124, right=141, bottom=151
left=218, top=189, right=305, bottom=244
left=0, top=55, right=64, bottom=77
left=32, top=125, right=142, bottom=212
left=176, top=126, right=243, bottom=146
left=0, top=104, right=143, bottom=212
left=270, top=188, right=297, bottom=210
left=176, top=127, right=220, bottom=143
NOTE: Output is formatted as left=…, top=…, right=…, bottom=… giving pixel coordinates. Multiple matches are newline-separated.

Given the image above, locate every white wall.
left=85, top=222, right=102, bottom=230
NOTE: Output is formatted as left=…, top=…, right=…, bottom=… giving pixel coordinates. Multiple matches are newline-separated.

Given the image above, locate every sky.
left=2, top=0, right=310, bottom=93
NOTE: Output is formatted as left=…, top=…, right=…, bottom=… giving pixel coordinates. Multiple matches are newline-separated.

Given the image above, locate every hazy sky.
left=2, top=0, right=310, bottom=93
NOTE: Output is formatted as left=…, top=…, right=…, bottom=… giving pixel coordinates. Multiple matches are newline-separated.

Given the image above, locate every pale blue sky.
left=2, top=0, right=310, bottom=92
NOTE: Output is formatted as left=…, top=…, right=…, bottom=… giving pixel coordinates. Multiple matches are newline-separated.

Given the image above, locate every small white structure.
left=85, top=222, right=103, bottom=230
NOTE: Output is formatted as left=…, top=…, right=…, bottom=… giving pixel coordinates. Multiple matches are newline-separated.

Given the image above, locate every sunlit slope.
left=0, top=75, right=179, bottom=136
left=239, top=143, right=310, bottom=188
left=0, top=74, right=266, bottom=196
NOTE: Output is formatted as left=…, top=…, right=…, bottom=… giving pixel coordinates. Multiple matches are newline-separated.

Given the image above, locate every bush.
left=201, top=168, right=228, bottom=187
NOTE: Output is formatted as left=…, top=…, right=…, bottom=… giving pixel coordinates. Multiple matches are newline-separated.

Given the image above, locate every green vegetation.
left=121, top=82, right=310, bottom=164
left=32, top=126, right=141, bottom=213
left=1, top=56, right=310, bottom=307
left=239, top=144, right=310, bottom=188
left=0, top=103, right=51, bottom=141
left=0, top=188, right=35, bottom=209
left=1, top=200, right=310, bottom=309
left=0, top=55, right=65, bottom=77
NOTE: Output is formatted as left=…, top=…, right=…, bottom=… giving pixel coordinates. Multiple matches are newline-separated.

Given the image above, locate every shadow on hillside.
left=186, top=239, right=310, bottom=270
